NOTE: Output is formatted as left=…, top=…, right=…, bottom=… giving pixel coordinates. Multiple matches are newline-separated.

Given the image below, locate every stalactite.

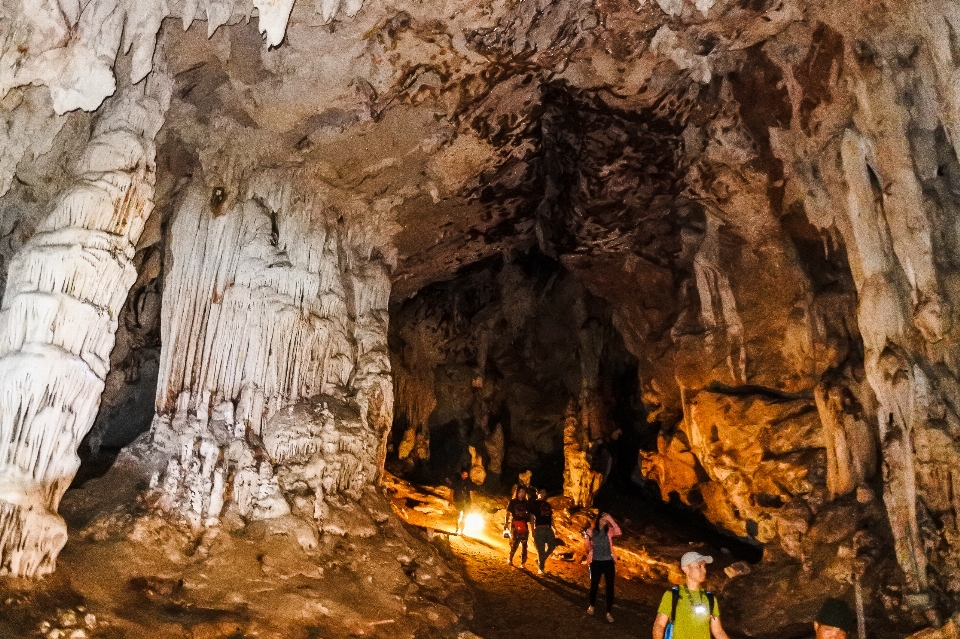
left=1, top=0, right=368, bottom=116
left=0, top=65, right=170, bottom=577
left=815, top=383, right=856, bottom=498
left=147, top=173, right=393, bottom=529
left=693, top=215, right=746, bottom=384
left=836, top=126, right=932, bottom=601
left=395, top=370, right=436, bottom=463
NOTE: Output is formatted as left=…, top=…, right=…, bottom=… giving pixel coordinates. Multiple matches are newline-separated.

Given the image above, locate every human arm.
left=581, top=531, right=593, bottom=564
left=602, top=514, right=622, bottom=538
left=710, top=616, right=730, bottom=639
left=652, top=613, right=669, bottom=639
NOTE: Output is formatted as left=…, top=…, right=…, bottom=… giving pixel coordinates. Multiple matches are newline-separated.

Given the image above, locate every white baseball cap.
left=680, top=551, right=714, bottom=568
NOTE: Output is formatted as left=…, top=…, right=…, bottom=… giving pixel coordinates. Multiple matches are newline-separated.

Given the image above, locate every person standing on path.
left=449, top=468, right=475, bottom=535
left=505, top=487, right=531, bottom=566
left=652, top=552, right=731, bottom=639
left=582, top=511, right=621, bottom=623
left=532, top=489, right=558, bottom=575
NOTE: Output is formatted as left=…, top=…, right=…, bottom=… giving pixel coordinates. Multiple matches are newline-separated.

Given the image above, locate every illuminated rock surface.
left=1, top=0, right=960, bottom=635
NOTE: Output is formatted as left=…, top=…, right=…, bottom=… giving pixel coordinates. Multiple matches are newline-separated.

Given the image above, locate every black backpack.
left=665, top=586, right=715, bottom=639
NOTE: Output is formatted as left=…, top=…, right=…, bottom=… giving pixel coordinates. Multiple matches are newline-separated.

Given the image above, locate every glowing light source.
left=463, top=511, right=485, bottom=537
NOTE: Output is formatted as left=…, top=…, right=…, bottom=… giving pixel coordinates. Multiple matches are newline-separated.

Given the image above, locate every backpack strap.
left=670, top=586, right=680, bottom=622
left=706, top=591, right=715, bottom=618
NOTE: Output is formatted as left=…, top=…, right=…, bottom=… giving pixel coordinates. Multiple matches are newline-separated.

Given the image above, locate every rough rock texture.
left=0, top=454, right=470, bottom=639
left=4, top=0, right=960, bottom=631
left=0, top=63, right=170, bottom=577
left=143, top=171, right=393, bottom=530
left=387, top=254, right=641, bottom=500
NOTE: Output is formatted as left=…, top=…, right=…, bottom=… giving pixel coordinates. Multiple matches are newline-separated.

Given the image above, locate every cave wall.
left=3, top=0, right=960, bottom=625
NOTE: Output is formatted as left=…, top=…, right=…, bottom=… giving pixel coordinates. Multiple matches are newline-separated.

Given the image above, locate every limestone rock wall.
left=5, top=0, right=960, bottom=629
left=623, top=1, right=960, bottom=621
left=388, top=254, right=642, bottom=498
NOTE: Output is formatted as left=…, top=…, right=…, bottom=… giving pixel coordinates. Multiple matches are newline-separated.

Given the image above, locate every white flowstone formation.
left=146, top=173, right=393, bottom=528
left=0, top=65, right=171, bottom=576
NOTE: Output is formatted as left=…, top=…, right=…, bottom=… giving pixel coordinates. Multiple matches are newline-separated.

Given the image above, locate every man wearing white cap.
left=652, top=552, right=731, bottom=639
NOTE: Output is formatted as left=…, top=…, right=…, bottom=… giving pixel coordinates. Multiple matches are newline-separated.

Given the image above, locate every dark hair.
left=593, top=512, right=608, bottom=532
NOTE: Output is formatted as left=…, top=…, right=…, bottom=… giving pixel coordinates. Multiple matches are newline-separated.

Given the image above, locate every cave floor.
left=447, top=533, right=665, bottom=639
left=383, top=475, right=732, bottom=639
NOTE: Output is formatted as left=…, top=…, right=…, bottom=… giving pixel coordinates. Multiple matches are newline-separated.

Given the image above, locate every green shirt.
left=657, top=586, right=719, bottom=639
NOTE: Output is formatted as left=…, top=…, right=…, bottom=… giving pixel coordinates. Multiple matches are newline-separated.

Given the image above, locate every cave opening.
left=386, top=248, right=648, bottom=495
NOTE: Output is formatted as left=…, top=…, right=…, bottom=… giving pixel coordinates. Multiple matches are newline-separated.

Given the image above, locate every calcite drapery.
left=0, top=69, right=170, bottom=577
left=147, top=174, right=393, bottom=527
left=764, top=13, right=960, bottom=609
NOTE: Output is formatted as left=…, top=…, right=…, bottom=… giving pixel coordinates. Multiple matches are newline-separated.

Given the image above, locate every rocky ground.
left=0, top=466, right=918, bottom=639
left=0, top=458, right=468, bottom=639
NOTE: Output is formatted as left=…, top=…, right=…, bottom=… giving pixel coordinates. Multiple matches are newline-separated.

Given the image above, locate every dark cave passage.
left=386, top=249, right=648, bottom=490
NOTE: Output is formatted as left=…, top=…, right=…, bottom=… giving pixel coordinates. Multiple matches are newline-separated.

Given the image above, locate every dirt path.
left=446, top=533, right=669, bottom=639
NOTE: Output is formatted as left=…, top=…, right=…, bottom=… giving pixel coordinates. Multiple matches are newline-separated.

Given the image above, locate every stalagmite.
left=0, top=66, right=170, bottom=576
left=147, top=173, right=393, bottom=527
left=563, top=403, right=602, bottom=508
left=395, top=371, right=436, bottom=464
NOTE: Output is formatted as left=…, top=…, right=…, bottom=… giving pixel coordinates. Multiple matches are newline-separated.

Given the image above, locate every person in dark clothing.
left=581, top=511, right=621, bottom=623
left=450, top=468, right=474, bottom=535
left=532, top=489, right=558, bottom=575
left=505, top=487, right=531, bottom=567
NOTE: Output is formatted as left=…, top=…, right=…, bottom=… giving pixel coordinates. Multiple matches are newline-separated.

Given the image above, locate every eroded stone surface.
left=3, top=0, right=960, bottom=632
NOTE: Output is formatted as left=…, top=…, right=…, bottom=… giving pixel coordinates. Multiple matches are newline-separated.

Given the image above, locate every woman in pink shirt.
left=581, top=512, right=622, bottom=623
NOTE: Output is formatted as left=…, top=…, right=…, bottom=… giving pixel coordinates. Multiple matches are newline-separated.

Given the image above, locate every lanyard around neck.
left=680, top=586, right=709, bottom=612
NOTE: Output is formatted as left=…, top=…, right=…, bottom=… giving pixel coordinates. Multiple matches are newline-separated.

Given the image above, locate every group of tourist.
left=579, top=511, right=857, bottom=639
left=450, top=470, right=858, bottom=639
left=504, top=484, right=558, bottom=575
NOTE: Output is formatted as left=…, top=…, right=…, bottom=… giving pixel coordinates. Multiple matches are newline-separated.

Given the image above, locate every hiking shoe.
left=606, top=613, right=614, bottom=623
left=586, top=606, right=594, bottom=616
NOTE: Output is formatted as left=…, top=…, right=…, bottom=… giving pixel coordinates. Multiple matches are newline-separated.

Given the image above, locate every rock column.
left=0, top=73, right=169, bottom=577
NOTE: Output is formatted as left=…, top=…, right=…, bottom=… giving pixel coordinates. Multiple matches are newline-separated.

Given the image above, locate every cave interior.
left=2, top=0, right=960, bottom=637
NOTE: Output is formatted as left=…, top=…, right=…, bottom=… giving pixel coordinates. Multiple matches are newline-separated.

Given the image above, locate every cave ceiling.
left=152, top=0, right=795, bottom=302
